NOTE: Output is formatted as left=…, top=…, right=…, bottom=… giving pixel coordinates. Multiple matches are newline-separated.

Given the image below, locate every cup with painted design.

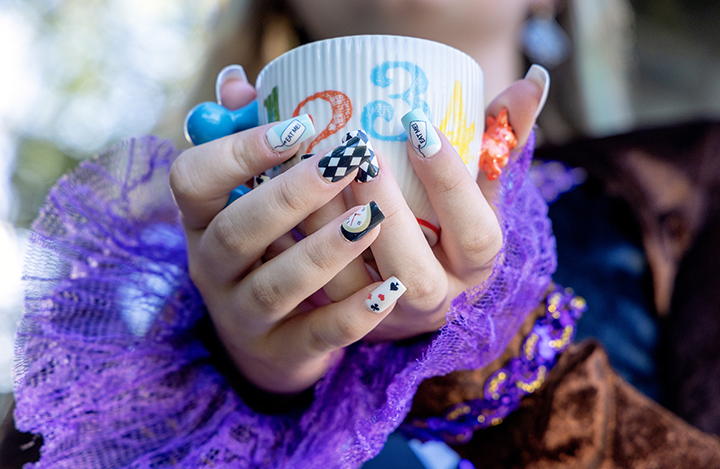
left=255, top=35, right=484, bottom=246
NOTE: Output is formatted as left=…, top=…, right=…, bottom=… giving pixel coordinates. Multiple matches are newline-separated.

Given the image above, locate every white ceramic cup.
left=256, top=35, right=484, bottom=245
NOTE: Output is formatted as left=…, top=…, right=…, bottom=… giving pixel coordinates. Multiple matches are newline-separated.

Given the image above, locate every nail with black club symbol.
left=365, top=276, right=407, bottom=314
left=340, top=201, right=384, bottom=243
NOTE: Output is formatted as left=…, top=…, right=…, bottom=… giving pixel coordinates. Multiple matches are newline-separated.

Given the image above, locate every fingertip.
left=524, top=64, right=550, bottom=119
left=219, top=80, right=257, bottom=111
left=485, top=79, right=544, bottom=146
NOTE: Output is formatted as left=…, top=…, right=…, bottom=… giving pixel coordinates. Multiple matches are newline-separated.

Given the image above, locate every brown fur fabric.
left=413, top=341, right=720, bottom=468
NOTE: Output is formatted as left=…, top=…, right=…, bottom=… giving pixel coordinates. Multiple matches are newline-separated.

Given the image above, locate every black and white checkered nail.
left=318, top=130, right=378, bottom=183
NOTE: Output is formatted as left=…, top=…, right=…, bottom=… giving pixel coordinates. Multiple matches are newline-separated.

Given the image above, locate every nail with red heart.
left=365, top=276, right=406, bottom=314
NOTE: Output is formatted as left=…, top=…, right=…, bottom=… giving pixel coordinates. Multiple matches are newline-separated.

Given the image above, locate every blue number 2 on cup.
left=361, top=62, right=431, bottom=141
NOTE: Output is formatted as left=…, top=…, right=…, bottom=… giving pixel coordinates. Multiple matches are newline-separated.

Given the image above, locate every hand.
left=303, top=70, right=549, bottom=341
left=170, top=75, right=404, bottom=394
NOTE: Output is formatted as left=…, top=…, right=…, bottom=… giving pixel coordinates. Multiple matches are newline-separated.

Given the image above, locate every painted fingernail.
left=344, top=130, right=379, bottom=183
left=266, top=114, right=315, bottom=152
left=341, top=201, right=384, bottom=242
left=401, top=109, right=441, bottom=158
left=524, top=64, right=550, bottom=119
left=215, top=65, right=249, bottom=105
left=300, top=153, right=315, bottom=160
left=253, top=174, right=270, bottom=188
left=365, top=276, right=407, bottom=313
left=319, top=129, right=378, bottom=183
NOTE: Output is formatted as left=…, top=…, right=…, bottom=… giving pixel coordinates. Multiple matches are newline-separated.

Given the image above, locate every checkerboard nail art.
left=341, top=201, right=384, bottom=242
left=318, top=129, right=379, bottom=183
left=365, top=276, right=406, bottom=314
left=343, top=130, right=379, bottom=183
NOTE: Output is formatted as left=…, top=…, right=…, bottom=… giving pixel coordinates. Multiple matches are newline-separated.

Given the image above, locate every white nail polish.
left=266, top=114, right=315, bottom=152
left=215, top=65, right=249, bottom=105
left=524, top=64, right=550, bottom=119
left=365, top=276, right=406, bottom=314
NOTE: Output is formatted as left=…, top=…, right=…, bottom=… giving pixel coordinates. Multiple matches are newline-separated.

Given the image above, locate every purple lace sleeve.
left=14, top=132, right=555, bottom=468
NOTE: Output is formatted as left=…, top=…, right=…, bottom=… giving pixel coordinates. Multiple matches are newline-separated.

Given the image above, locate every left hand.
left=301, top=77, right=548, bottom=340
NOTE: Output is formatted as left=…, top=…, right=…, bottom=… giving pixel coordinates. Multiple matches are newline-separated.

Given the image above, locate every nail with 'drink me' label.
left=266, top=114, right=315, bottom=152
left=401, top=109, right=442, bottom=158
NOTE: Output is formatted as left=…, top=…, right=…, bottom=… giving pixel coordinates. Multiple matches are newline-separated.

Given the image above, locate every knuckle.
left=169, top=155, right=198, bottom=203
left=330, top=316, right=366, bottom=347
left=303, top=236, right=336, bottom=274
left=404, top=269, right=446, bottom=308
left=460, top=223, right=503, bottom=263
left=227, top=136, right=254, bottom=178
left=210, top=211, right=245, bottom=254
left=247, top=275, right=285, bottom=313
left=433, top=169, right=465, bottom=196
left=274, top=176, right=309, bottom=213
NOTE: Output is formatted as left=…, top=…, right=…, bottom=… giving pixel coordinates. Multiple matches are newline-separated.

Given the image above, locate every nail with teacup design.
left=401, top=109, right=442, bottom=158
left=318, top=129, right=378, bottom=183
left=266, top=114, right=315, bottom=152
left=365, top=276, right=407, bottom=314
left=340, top=201, right=384, bottom=243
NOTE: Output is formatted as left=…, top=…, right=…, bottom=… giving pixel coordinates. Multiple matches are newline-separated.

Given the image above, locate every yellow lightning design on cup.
left=439, top=81, right=476, bottom=164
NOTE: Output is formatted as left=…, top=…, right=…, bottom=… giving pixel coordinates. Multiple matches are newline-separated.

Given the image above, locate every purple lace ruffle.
left=14, top=132, right=555, bottom=468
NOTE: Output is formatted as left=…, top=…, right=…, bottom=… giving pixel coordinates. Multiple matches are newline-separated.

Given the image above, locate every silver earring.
left=522, top=4, right=571, bottom=69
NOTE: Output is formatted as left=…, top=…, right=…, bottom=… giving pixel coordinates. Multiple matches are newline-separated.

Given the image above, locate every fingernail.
left=341, top=201, right=384, bottom=242
left=266, top=114, right=315, bottom=153
left=365, top=276, right=407, bottom=313
left=253, top=174, right=270, bottom=188
left=300, top=153, right=315, bottom=160
left=319, top=129, right=378, bottom=183
left=524, top=64, right=550, bottom=119
left=401, top=109, right=441, bottom=158
left=343, top=130, right=379, bottom=183
left=216, top=65, right=249, bottom=105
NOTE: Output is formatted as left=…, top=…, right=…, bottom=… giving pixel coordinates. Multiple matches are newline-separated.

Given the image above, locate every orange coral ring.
left=479, top=108, right=518, bottom=181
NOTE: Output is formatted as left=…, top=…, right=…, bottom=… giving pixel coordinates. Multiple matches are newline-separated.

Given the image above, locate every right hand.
left=170, top=80, right=396, bottom=395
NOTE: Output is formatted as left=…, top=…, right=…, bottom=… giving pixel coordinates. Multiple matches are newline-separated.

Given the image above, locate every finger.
left=216, top=64, right=257, bottom=110
left=402, top=110, right=502, bottom=274
left=236, top=276, right=406, bottom=394
left=170, top=114, right=316, bottom=230
left=282, top=276, right=406, bottom=353
left=304, top=192, right=374, bottom=302
left=198, top=132, right=382, bottom=281
left=228, top=202, right=385, bottom=329
left=478, top=65, right=549, bottom=202
left=350, top=152, right=448, bottom=312
left=484, top=64, right=549, bottom=147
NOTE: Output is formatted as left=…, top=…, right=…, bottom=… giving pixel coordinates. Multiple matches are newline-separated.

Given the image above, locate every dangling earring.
left=522, top=3, right=571, bottom=69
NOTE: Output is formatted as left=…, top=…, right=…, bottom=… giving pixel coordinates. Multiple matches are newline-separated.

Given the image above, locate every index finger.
left=170, top=115, right=315, bottom=230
